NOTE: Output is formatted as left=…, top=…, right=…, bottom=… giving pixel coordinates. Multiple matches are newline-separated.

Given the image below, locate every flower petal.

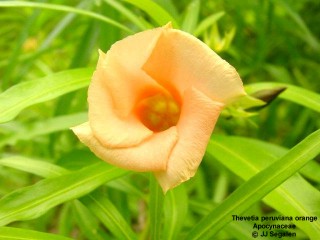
left=89, top=26, right=172, bottom=148
left=71, top=122, right=178, bottom=171
left=143, top=28, right=246, bottom=104
left=155, top=87, right=222, bottom=192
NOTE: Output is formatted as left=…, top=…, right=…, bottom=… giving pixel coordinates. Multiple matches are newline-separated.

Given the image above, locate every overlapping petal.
left=89, top=27, right=171, bottom=148
left=155, top=87, right=222, bottom=192
left=143, top=27, right=246, bottom=103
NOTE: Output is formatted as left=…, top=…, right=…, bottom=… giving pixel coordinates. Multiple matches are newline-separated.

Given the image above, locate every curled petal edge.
left=71, top=122, right=178, bottom=172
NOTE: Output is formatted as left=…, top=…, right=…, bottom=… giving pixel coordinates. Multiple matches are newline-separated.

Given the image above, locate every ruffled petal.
left=143, top=28, right=246, bottom=104
left=71, top=122, right=178, bottom=171
left=155, top=87, right=222, bottom=192
left=89, top=26, right=173, bottom=148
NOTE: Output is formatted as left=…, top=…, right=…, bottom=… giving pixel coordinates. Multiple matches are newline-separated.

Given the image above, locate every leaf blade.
left=0, top=156, right=68, bottom=178
left=187, top=129, right=320, bottom=239
left=0, top=227, right=73, bottom=240
left=163, top=185, right=188, bottom=240
left=0, top=163, right=128, bottom=226
left=0, top=68, right=92, bottom=123
left=149, top=174, right=164, bottom=240
left=0, top=1, right=132, bottom=33
left=80, top=189, right=138, bottom=240
left=121, top=0, right=179, bottom=28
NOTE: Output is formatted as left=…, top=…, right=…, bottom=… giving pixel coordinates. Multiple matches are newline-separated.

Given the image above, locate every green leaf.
left=163, top=184, right=188, bottom=240
left=0, top=156, right=68, bottom=178
left=189, top=201, right=273, bottom=240
left=0, top=68, right=92, bottom=123
left=107, top=176, right=146, bottom=200
left=193, top=12, right=225, bottom=37
left=0, top=112, right=87, bottom=147
left=104, top=0, right=148, bottom=31
left=187, top=129, right=320, bottom=239
left=72, top=200, right=109, bottom=240
left=0, top=156, right=137, bottom=239
left=300, top=160, right=320, bottom=183
left=0, top=1, right=132, bottom=33
left=80, top=189, right=138, bottom=240
left=0, top=226, right=73, bottom=240
left=121, top=0, right=179, bottom=28
left=237, top=138, right=320, bottom=183
left=0, top=163, right=128, bottom=226
left=181, top=0, right=200, bottom=33
left=245, top=82, right=320, bottom=113
left=149, top=174, right=164, bottom=240
left=58, top=203, right=74, bottom=237
left=207, top=135, right=320, bottom=238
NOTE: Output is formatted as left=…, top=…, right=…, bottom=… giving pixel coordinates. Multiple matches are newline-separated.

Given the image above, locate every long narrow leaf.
left=0, top=227, right=73, bottom=240
left=207, top=136, right=320, bottom=238
left=187, top=129, right=320, bottom=239
left=193, top=12, right=225, bottom=37
left=163, top=185, right=188, bottom=240
left=121, top=0, right=179, bottom=27
left=0, top=113, right=87, bottom=147
left=72, top=200, right=108, bottom=240
left=0, top=156, right=68, bottom=178
left=0, top=1, right=131, bottom=33
left=104, top=0, right=148, bottom=31
left=181, top=0, right=200, bottom=33
left=0, top=163, right=128, bottom=226
left=0, top=157, right=136, bottom=239
left=149, top=174, right=164, bottom=240
left=0, top=68, right=92, bottom=123
left=80, top=189, right=138, bottom=240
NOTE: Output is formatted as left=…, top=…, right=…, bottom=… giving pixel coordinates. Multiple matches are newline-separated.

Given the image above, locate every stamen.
left=136, top=92, right=181, bottom=132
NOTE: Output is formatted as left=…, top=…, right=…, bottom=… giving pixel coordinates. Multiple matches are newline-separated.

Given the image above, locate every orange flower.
left=72, top=23, right=245, bottom=192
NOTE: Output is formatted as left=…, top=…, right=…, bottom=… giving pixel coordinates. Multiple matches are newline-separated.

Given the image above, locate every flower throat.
left=136, top=92, right=180, bottom=132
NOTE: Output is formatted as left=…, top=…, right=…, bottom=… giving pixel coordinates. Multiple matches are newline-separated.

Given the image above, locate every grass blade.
left=181, top=0, right=200, bottom=33
left=149, top=174, right=164, bottom=240
left=0, top=227, right=73, bottom=240
left=0, top=113, right=87, bottom=147
left=104, top=0, right=148, bottom=31
left=0, top=68, right=92, bottom=123
left=0, top=163, right=128, bottom=226
left=80, top=189, right=138, bottom=240
left=0, top=1, right=132, bottom=33
left=187, top=129, right=320, bottom=239
left=207, top=135, right=320, bottom=238
left=121, top=0, right=179, bottom=27
left=163, top=185, right=188, bottom=240
left=193, top=12, right=225, bottom=37
left=72, top=200, right=108, bottom=240
left=0, top=157, right=137, bottom=239
left=0, top=156, right=68, bottom=178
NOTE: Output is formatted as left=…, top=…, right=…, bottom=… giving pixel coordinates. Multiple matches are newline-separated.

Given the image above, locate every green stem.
left=149, top=174, right=164, bottom=240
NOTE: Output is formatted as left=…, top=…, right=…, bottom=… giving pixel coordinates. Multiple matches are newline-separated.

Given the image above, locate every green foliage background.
left=0, top=0, right=319, bottom=239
